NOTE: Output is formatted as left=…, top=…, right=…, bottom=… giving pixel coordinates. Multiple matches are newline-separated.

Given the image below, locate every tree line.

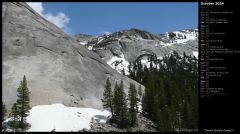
left=126, top=51, right=198, bottom=131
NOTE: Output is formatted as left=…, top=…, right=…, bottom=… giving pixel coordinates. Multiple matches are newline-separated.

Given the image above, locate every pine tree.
left=112, top=82, right=120, bottom=122
left=152, top=96, right=162, bottom=131
left=128, top=62, right=134, bottom=79
left=138, top=85, right=142, bottom=101
left=150, top=60, right=154, bottom=72
left=128, top=83, right=137, bottom=126
left=10, top=103, right=19, bottom=132
left=121, top=68, right=125, bottom=75
left=101, top=78, right=114, bottom=120
left=2, top=102, right=7, bottom=123
left=16, top=75, right=31, bottom=130
left=136, top=85, right=142, bottom=113
left=112, top=80, right=129, bottom=128
left=168, top=32, right=176, bottom=43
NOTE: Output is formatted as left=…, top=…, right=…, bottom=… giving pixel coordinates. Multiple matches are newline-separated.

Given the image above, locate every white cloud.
left=44, top=12, right=70, bottom=29
left=27, top=2, right=70, bottom=32
left=101, top=31, right=111, bottom=35
left=26, top=2, right=44, bottom=16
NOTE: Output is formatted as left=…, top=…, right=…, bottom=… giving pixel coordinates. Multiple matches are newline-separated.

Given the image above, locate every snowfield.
left=163, top=30, right=198, bottom=47
left=22, top=104, right=111, bottom=132
left=79, top=42, right=87, bottom=45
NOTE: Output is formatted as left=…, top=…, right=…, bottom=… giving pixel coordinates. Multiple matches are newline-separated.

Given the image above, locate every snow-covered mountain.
left=75, top=28, right=198, bottom=74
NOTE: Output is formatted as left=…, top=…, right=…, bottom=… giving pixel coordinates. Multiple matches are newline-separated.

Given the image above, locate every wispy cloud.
left=44, top=13, right=70, bottom=30
left=27, top=2, right=70, bottom=34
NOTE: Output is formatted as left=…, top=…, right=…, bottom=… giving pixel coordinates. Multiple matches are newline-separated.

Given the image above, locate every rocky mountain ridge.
left=75, top=28, right=198, bottom=74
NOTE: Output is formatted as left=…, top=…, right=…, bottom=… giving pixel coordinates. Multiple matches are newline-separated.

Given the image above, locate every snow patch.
left=107, top=53, right=129, bottom=75
left=97, top=37, right=104, bottom=44
left=21, top=104, right=111, bottom=132
left=192, top=51, right=198, bottom=58
left=87, top=46, right=93, bottom=50
left=106, top=54, right=164, bottom=75
left=163, top=30, right=198, bottom=47
left=79, top=42, right=87, bottom=45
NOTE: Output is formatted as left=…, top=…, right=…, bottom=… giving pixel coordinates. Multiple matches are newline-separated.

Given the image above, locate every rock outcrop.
left=81, top=114, right=157, bottom=132
left=2, top=2, right=139, bottom=110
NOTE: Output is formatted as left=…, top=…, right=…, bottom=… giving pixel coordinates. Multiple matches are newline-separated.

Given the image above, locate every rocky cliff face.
left=2, top=2, right=139, bottom=110
left=75, top=28, right=198, bottom=74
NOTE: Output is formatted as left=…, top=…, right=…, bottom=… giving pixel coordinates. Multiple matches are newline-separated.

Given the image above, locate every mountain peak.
left=108, top=28, right=157, bottom=40
left=123, top=28, right=147, bottom=33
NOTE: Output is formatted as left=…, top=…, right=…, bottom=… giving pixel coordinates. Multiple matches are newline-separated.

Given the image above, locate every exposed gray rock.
left=76, top=28, right=198, bottom=73
left=74, top=33, right=95, bottom=45
left=2, top=2, right=140, bottom=111
left=81, top=114, right=157, bottom=132
left=91, top=29, right=198, bottom=62
left=74, top=27, right=198, bottom=75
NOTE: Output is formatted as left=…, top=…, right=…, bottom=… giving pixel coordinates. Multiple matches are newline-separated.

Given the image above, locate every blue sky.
left=29, top=2, right=198, bottom=36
